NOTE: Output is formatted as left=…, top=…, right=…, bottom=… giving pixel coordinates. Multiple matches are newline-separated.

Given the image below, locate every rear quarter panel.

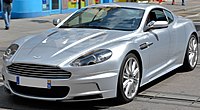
left=173, top=16, right=198, bottom=64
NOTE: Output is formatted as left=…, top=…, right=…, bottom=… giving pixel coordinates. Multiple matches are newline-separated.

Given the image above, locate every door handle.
left=139, top=42, right=153, bottom=50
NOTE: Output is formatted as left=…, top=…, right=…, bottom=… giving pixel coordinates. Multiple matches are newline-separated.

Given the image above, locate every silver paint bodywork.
left=2, top=3, right=198, bottom=101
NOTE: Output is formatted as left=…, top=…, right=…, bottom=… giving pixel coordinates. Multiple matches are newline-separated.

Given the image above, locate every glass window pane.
left=152, top=9, right=167, bottom=21
left=0, top=0, right=2, bottom=11
left=62, top=7, right=144, bottom=31
left=52, top=0, right=59, bottom=9
left=42, top=0, right=50, bottom=10
left=164, top=10, right=174, bottom=24
left=62, top=0, right=68, bottom=9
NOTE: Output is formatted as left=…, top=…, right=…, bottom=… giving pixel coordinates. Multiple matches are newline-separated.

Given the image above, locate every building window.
left=42, top=0, right=50, bottom=10
left=0, top=0, right=1, bottom=11
left=52, top=0, right=59, bottom=9
left=62, top=0, right=68, bottom=9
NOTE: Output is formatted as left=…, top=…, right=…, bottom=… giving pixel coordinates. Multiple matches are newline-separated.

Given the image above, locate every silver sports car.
left=2, top=3, right=198, bottom=103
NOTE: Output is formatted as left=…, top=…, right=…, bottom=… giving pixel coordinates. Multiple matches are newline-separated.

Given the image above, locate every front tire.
left=182, top=34, right=198, bottom=71
left=117, top=53, right=141, bottom=103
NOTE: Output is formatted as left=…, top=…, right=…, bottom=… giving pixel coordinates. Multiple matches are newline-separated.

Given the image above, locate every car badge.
left=33, top=56, right=41, bottom=59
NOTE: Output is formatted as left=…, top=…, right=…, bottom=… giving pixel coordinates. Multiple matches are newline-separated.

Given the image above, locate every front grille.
left=7, top=63, right=71, bottom=79
left=9, top=81, right=70, bottom=98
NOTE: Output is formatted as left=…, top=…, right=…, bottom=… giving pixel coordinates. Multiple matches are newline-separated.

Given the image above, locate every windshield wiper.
left=60, top=25, right=134, bottom=31
left=68, top=25, right=112, bottom=30
left=59, top=25, right=112, bottom=30
left=86, top=25, right=112, bottom=30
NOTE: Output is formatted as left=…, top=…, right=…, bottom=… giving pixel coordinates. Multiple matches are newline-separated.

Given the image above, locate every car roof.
left=87, top=2, right=163, bottom=10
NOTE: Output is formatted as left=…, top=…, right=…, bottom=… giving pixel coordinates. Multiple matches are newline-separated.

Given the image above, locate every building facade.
left=0, top=0, right=112, bottom=18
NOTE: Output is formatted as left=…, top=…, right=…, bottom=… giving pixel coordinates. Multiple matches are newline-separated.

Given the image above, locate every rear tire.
left=117, top=53, right=141, bottom=103
left=182, top=34, right=198, bottom=71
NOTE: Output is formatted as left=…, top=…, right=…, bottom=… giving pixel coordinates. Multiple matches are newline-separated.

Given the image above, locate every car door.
left=144, top=9, right=171, bottom=79
left=163, top=9, right=178, bottom=62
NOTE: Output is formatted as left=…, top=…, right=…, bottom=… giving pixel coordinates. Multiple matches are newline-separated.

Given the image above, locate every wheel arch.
left=116, top=49, right=143, bottom=103
left=191, top=32, right=199, bottom=42
left=183, top=31, right=198, bottom=60
left=181, top=32, right=199, bottom=71
left=184, top=31, right=199, bottom=57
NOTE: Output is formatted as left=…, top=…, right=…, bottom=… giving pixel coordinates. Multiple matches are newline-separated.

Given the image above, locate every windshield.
left=60, top=7, right=144, bottom=31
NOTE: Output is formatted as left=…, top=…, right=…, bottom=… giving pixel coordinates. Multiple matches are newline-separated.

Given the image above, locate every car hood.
left=13, top=28, right=133, bottom=66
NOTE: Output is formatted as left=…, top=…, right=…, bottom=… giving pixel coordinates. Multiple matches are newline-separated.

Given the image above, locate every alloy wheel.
left=122, top=57, right=140, bottom=99
left=188, top=36, right=198, bottom=68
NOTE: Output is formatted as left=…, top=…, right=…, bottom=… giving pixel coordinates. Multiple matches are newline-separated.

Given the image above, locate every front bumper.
left=2, top=66, right=119, bottom=101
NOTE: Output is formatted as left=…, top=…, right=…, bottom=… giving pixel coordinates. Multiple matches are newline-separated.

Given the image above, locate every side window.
left=164, top=10, right=174, bottom=24
left=146, top=9, right=167, bottom=24
left=152, top=9, right=167, bottom=21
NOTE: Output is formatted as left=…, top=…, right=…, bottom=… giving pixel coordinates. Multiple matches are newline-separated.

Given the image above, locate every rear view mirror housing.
left=53, top=19, right=61, bottom=26
left=145, top=21, right=168, bottom=32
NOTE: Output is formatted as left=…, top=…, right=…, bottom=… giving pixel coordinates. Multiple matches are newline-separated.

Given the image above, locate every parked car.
left=2, top=2, right=198, bottom=103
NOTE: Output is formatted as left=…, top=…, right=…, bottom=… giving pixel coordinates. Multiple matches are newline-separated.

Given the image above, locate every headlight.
left=3, top=44, right=19, bottom=60
left=71, top=49, right=112, bottom=66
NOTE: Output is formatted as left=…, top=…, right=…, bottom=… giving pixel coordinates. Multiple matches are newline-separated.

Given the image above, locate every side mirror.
left=53, top=19, right=61, bottom=26
left=145, top=21, right=168, bottom=31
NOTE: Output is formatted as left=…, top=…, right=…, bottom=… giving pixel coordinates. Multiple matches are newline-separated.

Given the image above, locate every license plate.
left=16, top=76, right=50, bottom=89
